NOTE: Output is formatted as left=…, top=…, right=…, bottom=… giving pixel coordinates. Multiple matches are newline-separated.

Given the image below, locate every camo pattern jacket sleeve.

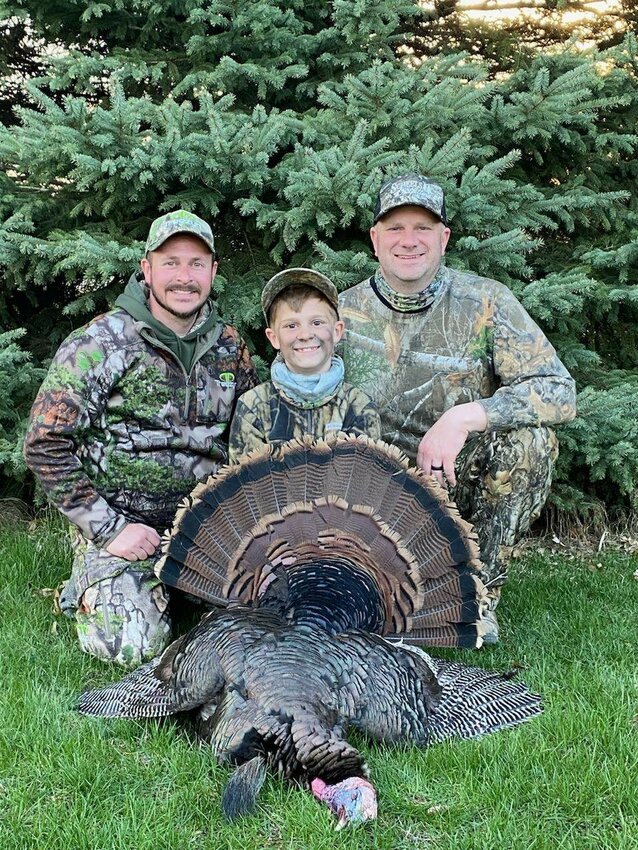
left=24, top=309, right=258, bottom=546
left=338, top=267, right=576, bottom=463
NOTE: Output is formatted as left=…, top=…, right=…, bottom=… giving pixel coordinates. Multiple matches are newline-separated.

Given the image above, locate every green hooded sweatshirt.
left=115, top=274, right=222, bottom=373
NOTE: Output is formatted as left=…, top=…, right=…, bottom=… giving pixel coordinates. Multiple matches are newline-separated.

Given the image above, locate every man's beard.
left=148, top=279, right=206, bottom=321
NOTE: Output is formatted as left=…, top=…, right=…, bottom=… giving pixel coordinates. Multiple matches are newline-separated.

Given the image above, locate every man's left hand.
left=416, top=402, right=488, bottom=487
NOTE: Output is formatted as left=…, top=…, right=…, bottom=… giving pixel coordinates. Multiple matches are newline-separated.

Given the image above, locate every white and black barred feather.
left=402, top=645, right=542, bottom=741
left=76, top=657, right=180, bottom=718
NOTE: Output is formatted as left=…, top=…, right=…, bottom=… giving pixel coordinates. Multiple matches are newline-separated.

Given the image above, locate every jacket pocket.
left=195, top=367, right=237, bottom=427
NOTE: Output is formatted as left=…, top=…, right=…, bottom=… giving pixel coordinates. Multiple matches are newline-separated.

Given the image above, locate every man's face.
left=140, top=234, right=217, bottom=325
left=265, top=295, right=344, bottom=375
left=370, top=205, right=451, bottom=294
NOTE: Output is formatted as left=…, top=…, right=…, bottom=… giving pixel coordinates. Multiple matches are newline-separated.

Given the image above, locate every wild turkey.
left=78, top=436, right=542, bottom=827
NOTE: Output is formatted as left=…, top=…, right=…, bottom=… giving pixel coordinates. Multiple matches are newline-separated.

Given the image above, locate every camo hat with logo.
left=373, top=174, right=447, bottom=224
left=261, top=268, right=339, bottom=321
left=145, top=210, right=215, bottom=255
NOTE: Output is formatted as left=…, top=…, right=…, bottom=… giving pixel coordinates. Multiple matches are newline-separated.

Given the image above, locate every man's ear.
left=333, top=320, right=345, bottom=343
left=140, top=257, right=151, bottom=283
left=369, top=225, right=378, bottom=258
left=265, top=327, right=281, bottom=350
left=440, top=226, right=451, bottom=255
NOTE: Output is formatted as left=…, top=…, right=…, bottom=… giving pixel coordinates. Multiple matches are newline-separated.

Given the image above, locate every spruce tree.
left=0, top=0, right=637, bottom=518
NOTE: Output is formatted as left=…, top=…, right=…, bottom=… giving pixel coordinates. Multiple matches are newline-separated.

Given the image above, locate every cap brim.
left=262, top=268, right=339, bottom=317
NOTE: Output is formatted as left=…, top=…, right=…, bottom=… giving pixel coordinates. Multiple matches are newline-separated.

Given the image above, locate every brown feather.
left=155, top=436, right=487, bottom=647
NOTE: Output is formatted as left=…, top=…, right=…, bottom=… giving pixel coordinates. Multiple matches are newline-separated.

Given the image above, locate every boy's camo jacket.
left=228, top=380, right=381, bottom=462
left=339, top=267, right=576, bottom=463
left=24, top=307, right=258, bottom=546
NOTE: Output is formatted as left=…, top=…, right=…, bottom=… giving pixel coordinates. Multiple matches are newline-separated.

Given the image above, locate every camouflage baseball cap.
left=373, top=174, right=447, bottom=224
left=261, top=268, right=339, bottom=320
left=145, top=210, right=215, bottom=255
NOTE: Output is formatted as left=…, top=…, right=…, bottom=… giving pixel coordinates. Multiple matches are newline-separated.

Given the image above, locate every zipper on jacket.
left=138, top=321, right=224, bottom=421
left=138, top=328, right=191, bottom=420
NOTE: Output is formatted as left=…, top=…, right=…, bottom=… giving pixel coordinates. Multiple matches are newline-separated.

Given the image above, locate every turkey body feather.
left=78, top=604, right=542, bottom=780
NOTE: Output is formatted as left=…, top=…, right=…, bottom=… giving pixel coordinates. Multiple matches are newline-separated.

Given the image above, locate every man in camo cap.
left=24, top=210, right=259, bottom=667
left=339, top=174, right=577, bottom=642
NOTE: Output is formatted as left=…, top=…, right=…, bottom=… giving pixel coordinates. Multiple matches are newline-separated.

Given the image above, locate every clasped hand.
left=105, top=523, right=160, bottom=561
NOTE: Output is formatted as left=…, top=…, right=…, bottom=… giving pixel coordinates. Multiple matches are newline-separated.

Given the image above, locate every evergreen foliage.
left=0, top=328, right=45, bottom=486
left=0, top=0, right=637, bottom=517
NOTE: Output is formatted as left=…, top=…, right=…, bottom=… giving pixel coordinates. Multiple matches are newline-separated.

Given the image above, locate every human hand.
left=105, top=523, right=160, bottom=561
left=416, top=402, right=488, bottom=487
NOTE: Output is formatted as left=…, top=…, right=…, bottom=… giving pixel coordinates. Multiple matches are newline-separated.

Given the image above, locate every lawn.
left=1, top=517, right=636, bottom=850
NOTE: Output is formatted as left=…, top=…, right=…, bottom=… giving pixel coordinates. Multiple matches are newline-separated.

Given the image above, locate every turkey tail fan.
left=156, top=435, right=488, bottom=648
left=408, top=648, right=543, bottom=741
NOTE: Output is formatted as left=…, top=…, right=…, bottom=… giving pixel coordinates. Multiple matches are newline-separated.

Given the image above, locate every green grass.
left=1, top=520, right=637, bottom=850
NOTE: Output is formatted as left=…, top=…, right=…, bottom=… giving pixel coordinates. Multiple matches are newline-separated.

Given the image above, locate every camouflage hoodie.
left=339, top=266, right=576, bottom=463
left=24, top=278, right=258, bottom=546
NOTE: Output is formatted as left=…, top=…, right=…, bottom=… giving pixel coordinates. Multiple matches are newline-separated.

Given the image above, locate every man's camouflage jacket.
left=24, top=301, right=258, bottom=547
left=339, top=266, right=577, bottom=463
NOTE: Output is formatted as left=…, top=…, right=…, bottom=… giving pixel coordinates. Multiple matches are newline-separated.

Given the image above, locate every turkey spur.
left=77, top=436, right=542, bottom=827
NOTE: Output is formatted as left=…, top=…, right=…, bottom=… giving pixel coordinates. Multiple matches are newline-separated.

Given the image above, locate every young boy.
left=229, top=268, right=380, bottom=461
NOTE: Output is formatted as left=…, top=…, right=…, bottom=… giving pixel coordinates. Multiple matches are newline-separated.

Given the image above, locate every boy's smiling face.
left=266, top=295, right=344, bottom=375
